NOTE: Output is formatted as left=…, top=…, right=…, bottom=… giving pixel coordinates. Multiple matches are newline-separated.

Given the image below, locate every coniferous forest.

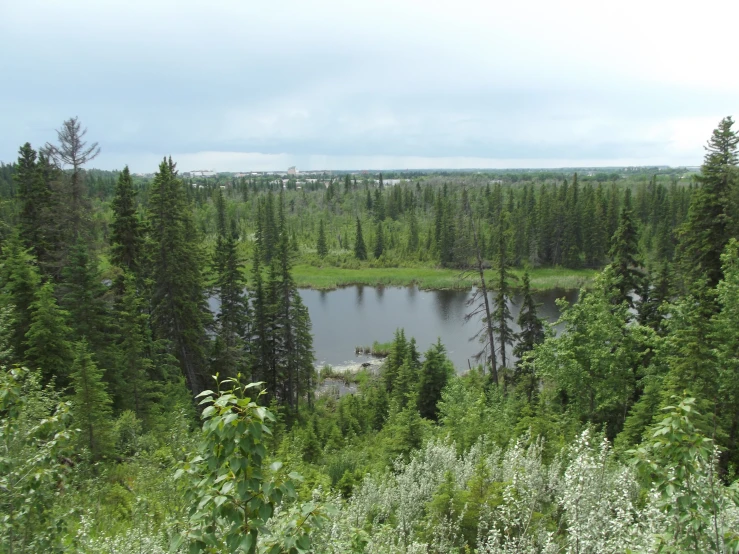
left=2, top=116, right=739, bottom=553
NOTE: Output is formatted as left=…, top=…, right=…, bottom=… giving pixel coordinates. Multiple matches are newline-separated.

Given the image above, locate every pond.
left=300, top=285, right=578, bottom=372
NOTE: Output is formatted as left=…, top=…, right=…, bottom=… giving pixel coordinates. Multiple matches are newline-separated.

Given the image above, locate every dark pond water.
left=300, top=285, right=578, bottom=372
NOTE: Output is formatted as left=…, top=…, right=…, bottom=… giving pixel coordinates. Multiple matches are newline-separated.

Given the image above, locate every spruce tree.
left=110, top=166, right=143, bottom=281
left=354, top=218, right=367, bottom=260
left=492, top=213, right=515, bottom=369
left=60, top=239, right=112, bottom=361
left=407, top=210, right=419, bottom=254
left=70, top=340, right=113, bottom=459
left=417, top=339, right=454, bottom=421
left=25, top=281, right=73, bottom=387
left=373, top=221, right=385, bottom=259
left=677, top=116, right=738, bottom=289
left=0, top=232, right=41, bottom=362
left=513, top=271, right=545, bottom=362
left=608, top=190, right=643, bottom=308
left=213, top=220, right=249, bottom=379
left=148, top=158, right=210, bottom=397
left=14, top=143, right=52, bottom=259
left=115, top=272, right=157, bottom=420
left=316, top=219, right=328, bottom=258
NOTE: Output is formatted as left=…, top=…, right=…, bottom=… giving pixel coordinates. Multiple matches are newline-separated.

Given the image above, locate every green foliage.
left=25, top=280, right=73, bottom=387
left=0, top=367, right=75, bottom=553
left=175, top=378, right=328, bottom=553
left=316, top=219, right=328, bottom=258
left=678, top=116, right=738, bottom=289
left=70, top=340, right=113, bottom=459
left=631, top=397, right=739, bottom=552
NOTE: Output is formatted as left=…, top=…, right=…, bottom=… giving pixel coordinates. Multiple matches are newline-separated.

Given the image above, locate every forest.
left=1, top=116, right=739, bottom=553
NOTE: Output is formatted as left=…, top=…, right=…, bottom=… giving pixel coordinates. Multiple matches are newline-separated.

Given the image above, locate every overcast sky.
left=1, top=0, right=737, bottom=172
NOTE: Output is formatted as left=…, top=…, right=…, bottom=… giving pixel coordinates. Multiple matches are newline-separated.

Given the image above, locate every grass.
left=293, top=264, right=596, bottom=292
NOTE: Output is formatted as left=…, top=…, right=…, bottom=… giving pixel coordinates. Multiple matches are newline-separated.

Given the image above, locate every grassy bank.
left=292, top=264, right=596, bottom=291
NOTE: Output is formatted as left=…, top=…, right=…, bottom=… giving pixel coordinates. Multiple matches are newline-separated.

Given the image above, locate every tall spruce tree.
left=354, top=218, right=367, bottom=260
left=373, top=221, right=385, bottom=259
left=110, top=166, right=143, bottom=282
left=417, top=339, right=454, bottom=421
left=608, top=190, right=643, bottom=308
left=25, top=280, right=73, bottom=388
left=148, top=157, right=210, bottom=397
left=677, top=116, right=738, bottom=289
left=14, top=143, right=51, bottom=259
left=493, top=212, right=515, bottom=370
left=213, top=219, right=250, bottom=380
left=513, top=271, right=545, bottom=362
left=44, top=117, right=99, bottom=241
left=70, top=340, right=113, bottom=459
left=0, top=232, right=41, bottom=363
left=60, top=239, right=112, bottom=363
left=316, top=219, right=328, bottom=258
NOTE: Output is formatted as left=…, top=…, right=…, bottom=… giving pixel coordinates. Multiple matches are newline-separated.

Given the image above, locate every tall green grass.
left=292, top=264, right=595, bottom=291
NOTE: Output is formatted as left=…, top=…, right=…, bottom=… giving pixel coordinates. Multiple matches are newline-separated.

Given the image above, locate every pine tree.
left=354, top=218, right=367, bottom=260
left=677, top=116, right=738, bottom=289
left=148, top=158, right=210, bottom=397
left=417, top=339, right=454, bottom=421
left=25, top=281, right=73, bottom=387
left=70, top=340, right=113, bottom=459
left=110, top=166, right=143, bottom=281
left=316, top=219, right=328, bottom=258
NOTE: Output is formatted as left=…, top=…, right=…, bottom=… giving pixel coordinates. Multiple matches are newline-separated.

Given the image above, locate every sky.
left=1, top=0, right=737, bottom=172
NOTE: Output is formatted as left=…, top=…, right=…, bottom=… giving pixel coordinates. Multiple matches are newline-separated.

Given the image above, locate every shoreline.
left=293, top=264, right=596, bottom=292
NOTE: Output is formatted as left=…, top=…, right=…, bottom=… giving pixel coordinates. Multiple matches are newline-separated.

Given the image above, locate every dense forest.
left=2, top=116, right=739, bottom=553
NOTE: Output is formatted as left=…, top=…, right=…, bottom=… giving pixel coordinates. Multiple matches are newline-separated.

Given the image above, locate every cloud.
left=1, top=0, right=737, bottom=171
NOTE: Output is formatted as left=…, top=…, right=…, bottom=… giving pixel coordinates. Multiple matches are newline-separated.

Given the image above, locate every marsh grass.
left=293, top=264, right=595, bottom=292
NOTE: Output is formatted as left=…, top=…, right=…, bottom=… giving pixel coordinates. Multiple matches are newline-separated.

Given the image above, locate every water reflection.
left=301, top=285, right=578, bottom=372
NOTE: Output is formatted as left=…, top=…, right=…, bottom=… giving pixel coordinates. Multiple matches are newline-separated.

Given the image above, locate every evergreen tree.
left=25, top=281, right=73, bottom=387
left=373, top=221, right=385, bottom=259
left=677, top=116, right=738, bottom=289
left=0, top=232, right=41, bottom=362
left=115, top=272, right=158, bottom=420
left=354, top=218, right=367, bottom=260
left=43, top=117, right=99, bottom=241
left=383, top=329, right=408, bottom=394
left=608, top=190, right=643, bottom=308
left=60, top=239, right=112, bottom=362
left=213, top=221, right=249, bottom=379
left=493, top=213, right=515, bottom=370
left=513, top=271, right=545, bottom=361
left=417, top=339, right=454, bottom=420
left=14, top=143, right=51, bottom=259
left=110, top=166, right=143, bottom=281
left=148, top=158, right=210, bottom=397
left=407, top=210, right=419, bottom=254
left=70, top=340, right=113, bottom=459
left=316, top=219, right=328, bottom=258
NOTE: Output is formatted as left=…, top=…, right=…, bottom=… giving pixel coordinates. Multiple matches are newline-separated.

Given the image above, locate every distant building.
left=288, top=166, right=298, bottom=175
left=190, top=169, right=217, bottom=178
